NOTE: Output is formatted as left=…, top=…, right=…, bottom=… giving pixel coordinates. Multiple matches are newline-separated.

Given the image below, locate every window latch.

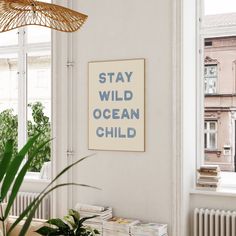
left=66, top=61, right=74, bottom=67
left=66, top=150, right=74, bottom=157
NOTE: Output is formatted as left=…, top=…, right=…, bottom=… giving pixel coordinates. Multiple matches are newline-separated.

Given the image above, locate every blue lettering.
left=96, top=127, right=104, bottom=137
left=118, top=127, right=126, bottom=138
left=99, top=73, right=106, bottom=83
left=108, top=72, right=115, bottom=83
left=116, top=72, right=125, bottom=83
left=121, top=109, right=130, bottom=119
left=105, top=127, right=113, bottom=137
left=93, top=109, right=102, bottom=119
left=127, top=128, right=136, bottom=138
left=112, top=109, right=120, bottom=119
left=131, top=109, right=140, bottom=119
left=103, top=109, right=111, bottom=119
left=124, top=90, right=133, bottom=101
left=125, top=72, right=133, bottom=82
left=99, top=91, right=110, bottom=101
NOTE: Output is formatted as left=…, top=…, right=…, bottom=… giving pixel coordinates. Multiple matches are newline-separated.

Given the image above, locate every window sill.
left=191, top=171, right=236, bottom=197
left=22, top=173, right=50, bottom=192
left=190, top=188, right=236, bottom=197
left=24, top=177, right=50, bottom=184
left=205, top=149, right=221, bottom=153
left=24, top=172, right=50, bottom=184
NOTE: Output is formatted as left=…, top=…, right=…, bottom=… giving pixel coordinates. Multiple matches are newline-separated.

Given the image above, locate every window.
left=200, top=0, right=236, bottom=172
left=204, top=65, right=217, bottom=94
left=204, top=121, right=217, bottom=150
left=0, top=26, right=51, bottom=176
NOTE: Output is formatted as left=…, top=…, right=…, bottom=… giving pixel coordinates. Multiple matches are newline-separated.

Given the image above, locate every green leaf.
left=35, top=226, right=59, bottom=235
left=7, top=200, right=37, bottom=235
left=78, top=215, right=98, bottom=227
left=68, top=209, right=80, bottom=224
left=0, top=140, right=14, bottom=186
left=47, top=218, right=69, bottom=229
left=4, top=138, right=52, bottom=218
left=1, top=133, right=41, bottom=199
left=64, top=215, right=76, bottom=229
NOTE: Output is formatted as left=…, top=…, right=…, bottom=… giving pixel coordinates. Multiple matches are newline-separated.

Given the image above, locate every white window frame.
left=198, top=1, right=236, bottom=166
left=0, top=27, right=52, bottom=178
left=197, top=0, right=236, bottom=187
left=204, top=120, right=217, bottom=150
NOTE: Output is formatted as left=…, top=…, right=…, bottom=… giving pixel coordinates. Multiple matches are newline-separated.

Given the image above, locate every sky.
left=205, top=0, right=236, bottom=15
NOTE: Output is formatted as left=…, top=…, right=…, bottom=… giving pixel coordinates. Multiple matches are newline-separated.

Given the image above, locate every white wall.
left=71, top=0, right=174, bottom=233
left=51, top=1, right=236, bottom=236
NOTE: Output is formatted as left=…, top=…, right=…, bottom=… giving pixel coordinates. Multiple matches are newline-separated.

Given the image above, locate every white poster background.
left=88, top=59, right=145, bottom=151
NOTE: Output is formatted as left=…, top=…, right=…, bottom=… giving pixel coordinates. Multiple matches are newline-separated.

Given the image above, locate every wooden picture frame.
left=88, top=59, right=145, bottom=152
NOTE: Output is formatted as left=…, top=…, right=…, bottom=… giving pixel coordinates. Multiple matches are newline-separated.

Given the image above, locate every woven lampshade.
left=0, top=0, right=88, bottom=33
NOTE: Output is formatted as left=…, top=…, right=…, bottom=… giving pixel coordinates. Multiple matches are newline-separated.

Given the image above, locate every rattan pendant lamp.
left=0, top=0, right=88, bottom=33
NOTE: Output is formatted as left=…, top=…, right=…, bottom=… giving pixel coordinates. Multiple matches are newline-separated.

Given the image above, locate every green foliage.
left=0, top=109, right=18, bottom=159
left=0, top=102, right=51, bottom=172
left=36, top=209, right=100, bottom=236
left=27, top=102, right=51, bottom=172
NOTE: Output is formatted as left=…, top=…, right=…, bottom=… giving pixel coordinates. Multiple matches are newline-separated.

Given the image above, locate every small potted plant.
left=36, top=209, right=100, bottom=236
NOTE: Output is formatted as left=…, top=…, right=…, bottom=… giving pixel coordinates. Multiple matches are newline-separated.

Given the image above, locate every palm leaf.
left=4, top=139, right=52, bottom=218
left=0, top=140, right=14, bottom=186
left=1, top=133, right=40, bottom=199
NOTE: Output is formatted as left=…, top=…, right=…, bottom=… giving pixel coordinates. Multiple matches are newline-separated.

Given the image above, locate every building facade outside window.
left=202, top=12, right=236, bottom=171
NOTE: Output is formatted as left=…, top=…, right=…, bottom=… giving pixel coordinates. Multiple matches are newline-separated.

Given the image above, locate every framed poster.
left=88, top=59, right=145, bottom=151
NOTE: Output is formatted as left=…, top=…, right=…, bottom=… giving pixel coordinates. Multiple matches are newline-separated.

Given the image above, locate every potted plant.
left=36, top=209, right=100, bottom=236
left=0, top=133, right=97, bottom=236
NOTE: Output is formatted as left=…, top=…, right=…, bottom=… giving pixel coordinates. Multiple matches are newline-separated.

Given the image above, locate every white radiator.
left=3, top=192, right=50, bottom=219
left=194, top=208, right=236, bottom=236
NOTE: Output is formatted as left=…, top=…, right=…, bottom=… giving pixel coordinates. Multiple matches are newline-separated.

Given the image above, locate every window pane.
left=27, top=51, right=51, bottom=172
left=205, top=0, right=236, bottom=15
left=26, top=0, right=51, bottom=44
left=0, top=53, right=18, bottom=154
left=0, top=30, right=18, bottom=46
left=209, top=133, right=216, bottom=149
left=0, top=54, right=18, bottom=112
left=210, top=122, right=216, bottom=130
left=204, top=133, right=207, bottom=148
left=27, top=26, right=51, bottom=44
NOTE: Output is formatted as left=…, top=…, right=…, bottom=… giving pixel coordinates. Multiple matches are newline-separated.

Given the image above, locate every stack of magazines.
left=103, top=217, right=140, bottom=236
left=131, top=223, right=168, bottom=236
left=75, top=203, right=113, bottom=234
left=197, top=165, right=221, bottom=190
